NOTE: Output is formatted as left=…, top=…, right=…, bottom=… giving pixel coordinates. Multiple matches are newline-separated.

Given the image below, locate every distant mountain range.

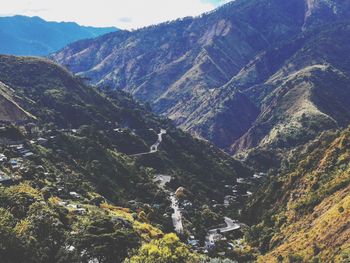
left=0, top=1, right=350, bottom=261
left=0, top=15, right=117, bottom=56
left=51, top=0, right=350, bottom=157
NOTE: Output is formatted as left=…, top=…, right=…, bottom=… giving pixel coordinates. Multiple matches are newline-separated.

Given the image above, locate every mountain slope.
left=0, top=16, right=117, bottom=56
left=243, top=127, right=350, bottom=262
left=0, top=81, right=35, bottom=122
left=51, top=0, right=307, bottom=146
left=0, top=53, right=252, bottom=230
left=0, top=55, right=255, bottom=262
left=51, top=0, right=350, bottom=156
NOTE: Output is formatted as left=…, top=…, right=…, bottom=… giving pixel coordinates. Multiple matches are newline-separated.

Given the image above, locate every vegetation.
left=243, top=127, right=350, bottom=262
left=0, top=55, right=252, bottom=262
left=126, top=233, right=202, bottom=263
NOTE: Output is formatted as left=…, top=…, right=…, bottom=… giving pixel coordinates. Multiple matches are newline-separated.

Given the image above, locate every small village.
left=0, top=120, right=268, bottom=259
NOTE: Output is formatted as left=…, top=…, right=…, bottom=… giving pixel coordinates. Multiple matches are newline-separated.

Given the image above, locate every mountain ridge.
left=51, top=0, right=350, bottom=156
left=0, top=15, right=117, bottom=56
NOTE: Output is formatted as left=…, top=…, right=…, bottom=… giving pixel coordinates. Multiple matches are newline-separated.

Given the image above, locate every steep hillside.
left=0, top=81, right=35, bottom=122
left=0, top=16, right=117, bottom=56
left=51, top=0, right=350, bottom=155
left=51, top=0, right=306, bottom=146
left=0, top=54, right=252, bottom=199
left=0, top=55, right=253, bottom=262
left=242, top=127, right=350, bottom=262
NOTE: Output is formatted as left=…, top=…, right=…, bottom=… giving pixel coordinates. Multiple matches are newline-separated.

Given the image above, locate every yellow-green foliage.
left=126, top=233, right=202, bottom=263
left=259, top=190, right=350, bottom=262
left=100, top=203, right=164, bottom=241
left=100, top=203, right=134, bottom=221
left=14, top=219, right=31, bottom=236
left=133, top=221, right=163, bottom=241
left=257, top=128, right=350, bottom=262
left=10, top=182, right=43, bottom=199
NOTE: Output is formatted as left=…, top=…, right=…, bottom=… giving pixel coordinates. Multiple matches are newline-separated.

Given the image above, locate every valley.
left=0, top=0, right=349, bottom=262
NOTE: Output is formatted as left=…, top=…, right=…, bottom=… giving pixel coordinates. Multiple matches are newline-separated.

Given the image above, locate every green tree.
left=127, top=233, right=202, bottom=263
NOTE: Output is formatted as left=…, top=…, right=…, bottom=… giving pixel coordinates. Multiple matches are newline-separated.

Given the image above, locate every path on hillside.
left=130, top=129, right=167, bottom=157
left=153, top=175, right=184, bottom=234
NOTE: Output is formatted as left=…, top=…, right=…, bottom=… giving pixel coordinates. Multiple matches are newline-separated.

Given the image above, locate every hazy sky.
left=1, top=0, right=231, bottom=29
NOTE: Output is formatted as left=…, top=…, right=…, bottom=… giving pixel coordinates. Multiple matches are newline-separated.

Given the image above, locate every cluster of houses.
left=186, top=173, right=268, bottom=252
left=10, top=144, right=34, bottom=159
left=0, top=131, right=52, bottom=185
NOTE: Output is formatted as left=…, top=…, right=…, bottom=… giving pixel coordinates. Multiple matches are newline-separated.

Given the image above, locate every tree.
left=127, top=233, right=202, bottom=263
left=71, top=214, right=139, bottom=263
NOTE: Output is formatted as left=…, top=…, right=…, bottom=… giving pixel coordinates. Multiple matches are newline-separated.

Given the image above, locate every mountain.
left=242, top=127, right=350, bottom=262
left=0, top=16, right=117, bottom=56
left=0, top=55, right=252, bottom=262
left=51, top=0, right=350, bottom=156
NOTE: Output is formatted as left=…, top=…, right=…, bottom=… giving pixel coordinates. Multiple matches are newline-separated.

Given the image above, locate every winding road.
left=130, top=129, right=166, bottom=156
left=206, top=217, right=241, bottom=247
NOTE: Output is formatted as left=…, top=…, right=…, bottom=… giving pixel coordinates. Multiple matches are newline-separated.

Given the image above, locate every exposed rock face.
left=51, top=0, right=350, bottom=154
left=0, top=81, right=35, bottom=122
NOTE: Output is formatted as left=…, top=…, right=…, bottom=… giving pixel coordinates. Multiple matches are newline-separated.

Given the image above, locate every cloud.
left=118, top=17, right=133, bottom=23
left=0, top=0, right=228, bottom=29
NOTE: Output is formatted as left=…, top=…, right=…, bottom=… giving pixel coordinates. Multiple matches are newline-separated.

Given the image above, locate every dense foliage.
left=243, top=127, right=350, bottom=262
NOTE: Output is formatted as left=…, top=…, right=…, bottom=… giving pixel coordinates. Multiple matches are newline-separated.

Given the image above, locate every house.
left=0, top=172, right=13, bottom=185
left=10, top=159, right=21, bottom=169
left=37, top=138, right=48, bottom=145
left=182, top=200, right=193, bottom=208
left=188, top=239, right=199, bottom=247
left=67, top=204, right=78, bottom=209
left=237, top=178, right=245, bottom=184
left=0, top=154, right=7, bottom=162
left=69, top=191, right=81, bottom=199
left=23, top=152, right=34, bottom=158
left=72, top=208, right=87, bottom=215
left=114, top=128, right=123, bottom=133
left=16, top=144, right=24, bottom=151
left=58, top=201, right=69, bottom=206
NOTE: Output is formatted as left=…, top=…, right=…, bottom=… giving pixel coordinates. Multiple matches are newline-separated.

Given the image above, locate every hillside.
left=0, top=55, right=252, bottom=262
left=0, top=16, right=117, bottom=56
left=242, top=127, right=350, bottom=262
left=51, top=0, right=350, bottom=156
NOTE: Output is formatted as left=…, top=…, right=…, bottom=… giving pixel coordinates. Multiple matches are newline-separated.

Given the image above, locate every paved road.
left=130, top=129, right=167, bottom=156
left=170, top=193, right=184, bottom=234
left=208, top=217, right=241, bottom=234
left=206, top=217, right=241, bottom=247
left=154, top=174, right=184, bottom=234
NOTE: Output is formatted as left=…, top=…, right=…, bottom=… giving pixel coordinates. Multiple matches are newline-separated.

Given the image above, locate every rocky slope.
left=0, top=81, right=35, bottom=122
left=51, top=0, right=350, bottom=155
left=0, top=15, right=117, bottom=56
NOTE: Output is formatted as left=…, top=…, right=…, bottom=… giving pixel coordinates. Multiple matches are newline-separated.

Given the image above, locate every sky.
left=0, top=0, right=231, bottom=30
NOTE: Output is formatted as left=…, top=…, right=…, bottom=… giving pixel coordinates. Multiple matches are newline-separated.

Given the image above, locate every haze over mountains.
left=0, top=15, right=117, bottom=56
left=52, top=0, right=350, bottom=156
